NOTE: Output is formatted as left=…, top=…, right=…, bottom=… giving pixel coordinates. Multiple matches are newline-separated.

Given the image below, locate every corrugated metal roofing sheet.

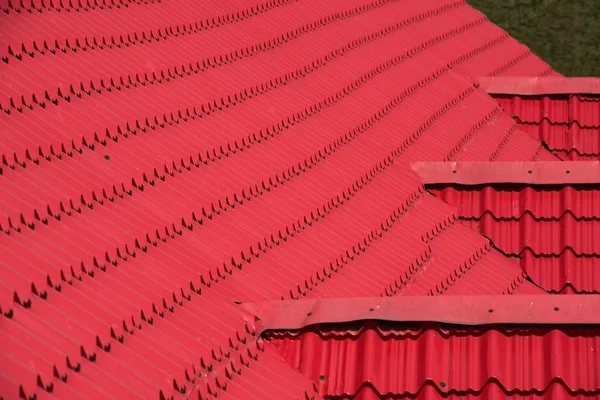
left=0, top=0, right=581, bottom=398
left=269, top=321, right=600, bottom=399
left=479, top=78, right=600, bottom=160
left=256, top=296, right=600, bottom=399
left=432, top=184, right=600, bottom=294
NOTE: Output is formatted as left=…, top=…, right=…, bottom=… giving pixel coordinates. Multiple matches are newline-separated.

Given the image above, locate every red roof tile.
left=1, top=0, right=591, bottom=398
left=427, top=162, right=600, bottom=294
left=259, top=296, right=600, bottom=399
left=433, top=185, right=600, bottom=294
left=479, top=77, right=600, bottom=160
left=271, top=322, right=600, bottom=399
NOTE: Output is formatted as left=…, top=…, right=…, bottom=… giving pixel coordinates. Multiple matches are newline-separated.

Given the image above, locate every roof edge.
left=477, top=77, right=600, bottom=95
left=412, top=161, right=600, bottom=185
left=242, top=296, right=600, bottom=331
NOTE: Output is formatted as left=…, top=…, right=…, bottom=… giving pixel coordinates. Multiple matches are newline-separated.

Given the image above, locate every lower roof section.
left=258, top=296, right=600, bottom=399
left=269, top=321, right=600, bottom=399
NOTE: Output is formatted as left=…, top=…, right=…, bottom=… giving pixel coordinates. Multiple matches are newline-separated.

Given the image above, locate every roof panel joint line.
left=477, top=77, right=600, bottom=95
left=412, top=161, right=600, bottom=185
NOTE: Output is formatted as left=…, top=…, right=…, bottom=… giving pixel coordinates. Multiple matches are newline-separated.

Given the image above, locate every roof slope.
left=422, top=160, right=600, bottom=294
left=480, top=77, right=600, bottom=160
left=271, top=322, right=600, bottom=399
left=432, top=183, right=600, bottom=294
left=0, top=0, right=563, bottom=398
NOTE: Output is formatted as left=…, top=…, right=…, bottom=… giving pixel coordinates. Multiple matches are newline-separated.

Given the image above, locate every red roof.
left=1, top=0, right=598, bottom=399
left=421, top=161, right=600, bottom=294
left=260, top=296, right=600, bottom=399
left=272, top=322, right=600, bottom=399
left=479, top=77, right=600, bottom=161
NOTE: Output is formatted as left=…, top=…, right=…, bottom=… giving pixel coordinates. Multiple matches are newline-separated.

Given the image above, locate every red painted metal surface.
left=413, top=161, right=600, bottom=185
left=478, top=77, right=600, bottom=95
left=0, top=0, right=567, bottom=398
left=432, top=185, right=600, bottom=294
left=247, top=296, right=600, bottom=329
left=491, top=93, right=600, bottom=160
left=269, top=322, right=600, bottom=399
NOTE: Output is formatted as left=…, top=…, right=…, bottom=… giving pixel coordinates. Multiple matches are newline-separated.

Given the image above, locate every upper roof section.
left=422, top=161, right=600, bottom=294
left=479, top=77, right=600, bottom=161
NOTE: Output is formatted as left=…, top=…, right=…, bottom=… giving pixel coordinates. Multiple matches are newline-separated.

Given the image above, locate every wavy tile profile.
left=432, top=185, right=600, bottom=294
left=0, top=0, right=582, bottom=399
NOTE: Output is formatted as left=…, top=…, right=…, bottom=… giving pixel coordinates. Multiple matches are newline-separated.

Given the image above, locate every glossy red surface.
left=269, top=322, right=600, bottom=399
left=493, top=94, right=600, bottom=160
left=0, top=0, right=575, bottom=398
left=432, top=185, right=600, bottom=294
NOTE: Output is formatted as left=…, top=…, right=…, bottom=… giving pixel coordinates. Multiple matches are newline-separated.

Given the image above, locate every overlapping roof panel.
left=424, top=160, right=600, bottom=295
left=0, top=0, right=573, bottom=399
left=480, top=78, right=600, bottom=160
left=432, top=184, right=600, bottom=294
left=270, top=322, right=600, bottom=399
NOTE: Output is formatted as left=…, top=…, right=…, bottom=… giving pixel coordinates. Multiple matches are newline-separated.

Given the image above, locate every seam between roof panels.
left=553, top=148, right=600, bottom=158
left=459, top=212, right=600, bottom=222
left=513, top=117, right=600, bottom=130
left=382, top=247, right=433, bottom=296
left=295, top=188, right=429, bottom=299
left=3, top=0, right=409, bottom=112
left=2, top=8, right=487, bottom=232
left=488, top=242, right=600, bottom=258
left=549, top=283, right=600, bottom=295
left=427, top=244, right=492, bottom=295
left=4, top=0, right=161, bottom=13
left=314, top=376, right=599, bottom=398
left=3, top=0, right=299, bottom=63
left=444, top=105, right=503, bottom=161
left=530, top=144, right=557, bottom=161
left=487, top=48, right=532, bottom=77
left=488, top=125, right=517, bottom=161
left=262, top=86, right=480, bottom=299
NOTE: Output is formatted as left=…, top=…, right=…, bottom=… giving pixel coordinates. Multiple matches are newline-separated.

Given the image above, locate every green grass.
left=467, top=0, right=599, bottom=76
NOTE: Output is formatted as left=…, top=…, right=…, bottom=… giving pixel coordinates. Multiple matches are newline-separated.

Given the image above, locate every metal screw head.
left=104, top=154, right=111, bottom=160
left=554, top=307, right=559, bottom=311
left=440, top=381, right=447, bottom=388
left=488, top=308, right=494, bottom=313
left=319, top=375, right=326, bottom=382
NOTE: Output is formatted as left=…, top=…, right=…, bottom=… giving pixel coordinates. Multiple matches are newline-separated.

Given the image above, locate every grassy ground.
left=467, top=0, right=599, bottom=76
